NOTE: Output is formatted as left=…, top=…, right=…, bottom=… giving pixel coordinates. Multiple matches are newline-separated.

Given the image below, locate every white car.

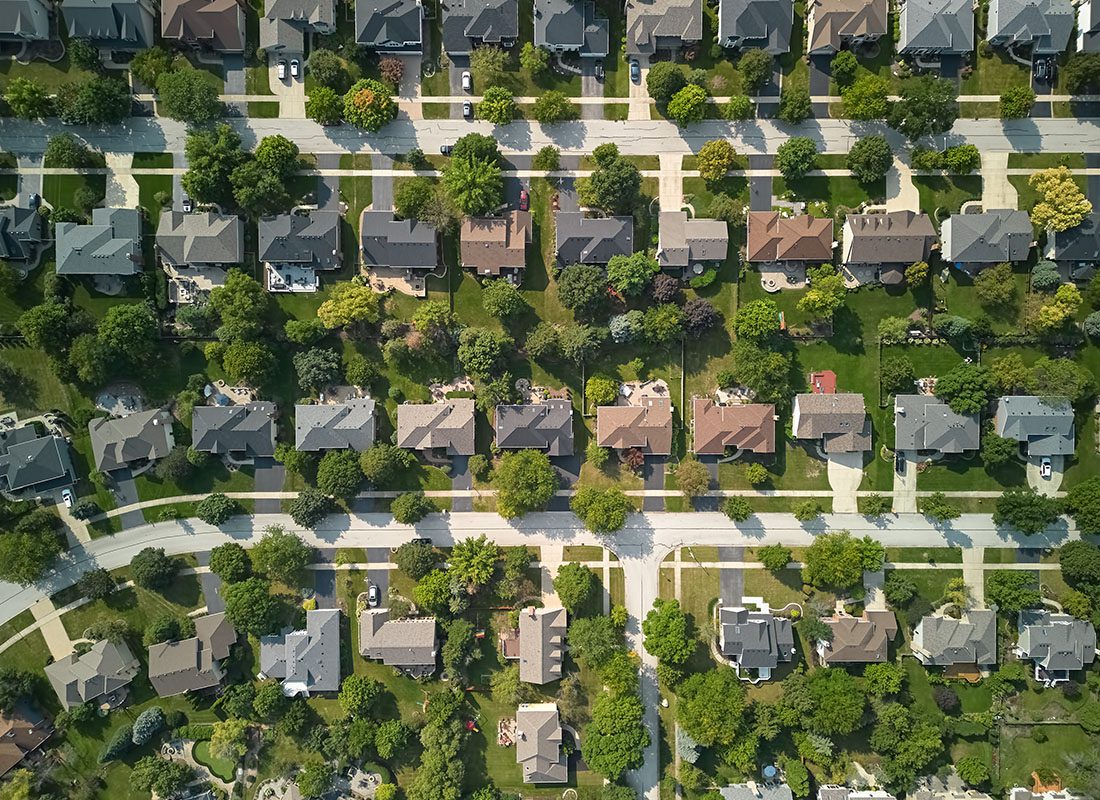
left=290, top=59, right=300, bottom=78
left=277, top=60, right=287, bottom=80
left=461, top=71, right=472, bottom=92
left=60, top=488, right=73, bottom=509
left=1040, top=457, right=1052, bottom=478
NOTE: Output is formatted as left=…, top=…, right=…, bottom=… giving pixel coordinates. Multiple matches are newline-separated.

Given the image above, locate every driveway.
left=312, top=567, right=336, bottom=608
left=448, top=55, right=470, bottom=119
left=451, top=455, right=472, bottom=512
left=1087, top=154, right=1100, bottom=204
left=223, top=54, right=246, bottom=116
left=627, top=57, right=649, bottom=121
left=253, top=457, right=285, bottom=513
left=14, top=155, right=41, bottom=207
left=808, top=55, right=831, bottom=118
left=642, top=456, right=665, bottom=512
left=717, top=546, right=744, bottom=606
left=550, top=454, right=581, bottom=511
left=371, top=154, right=394, bottom=211
left=1031, top=62, right=1053, bottom=119
left=748, top=155, right=774, bottom=211
left=892, top=450, right=918, bottom=513
left=1025, top=454, right=1063, bottom=496
left=826, top=452, right=864, bottom=513
left=172, top=151, right=185, bottom=208
left=110, top=467, right=145, bottom=529
left=315, top=153, right=341, bottom=211
left=580, top=59, right=604, bottom=121
left=195, top=553, right=227, bottom=613
left=366, top=566, right=389, bottom=601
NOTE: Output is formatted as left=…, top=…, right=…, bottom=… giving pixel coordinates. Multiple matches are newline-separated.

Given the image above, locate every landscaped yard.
left=193, top=740, right=237, bottom=781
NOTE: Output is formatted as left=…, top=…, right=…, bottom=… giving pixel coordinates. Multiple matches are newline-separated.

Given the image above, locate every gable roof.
left=692, top=399, right=776, bottom=455
left=533, top=0, right=609, bottom=55
left=994, top=395, right=1075, bottom=456
left=161, top=0, right=244, bottom=50
left=63, top=0, right=157, bottom=47
left=459, top=211, right=531, bottom=276
left=717, top=0, right=794, bottom=52
left=441, top=0, right=517, bottom=53
left=894, top=394, right=979, bottom=454
left=0, top=426, right=75, bottom=493
left=842, top=211, right=936, bottom=265
left=0, top=702, right=52, bottom=777
left=596, top=397, right=673, bottom=454
left=657, top=211, right=729, bottom=268
left=516, top=703, right=567, bottom=783
left=793, top=393, right=871, bottom=453
left=899, top=0, right=974, bottom=52
left=518, top=606, right=567, bottom=684
left=989, top=0, right=1073, bottom=53
left=260, top=0, right=334, bottom=51
left=942, top=210, right=1033, bottom=264
left=259, top=211, right=341, bottom=270
left=0, top=206, right=47, bottom=262
left=807, top=0, right=888, bottom=51
left=721, top=785, right=794, bottom=800
left=396, top=399, right=476, bottom=455
left=1017, top=610, right=1097, bottom=672
left=157, top=211, right=244, bottom=267
left=912, top=610, right=997, bottom=666
left=148, top=612, right=237, bottom=697
left=45, top=639, right=138, bottom=709
left=494, top=401, right=574, bottom=456
left=1045, top=211, right=1100, bottom=262
left=625, top=0, right=702, bottom=55
left=295, top=399, right=377, bottom=452
left=56, top=207, right=142, bottom=276
left=0, top=0, right=51, bottom=40
left=358, top=609, right=438, bottom=676
left=259, top=609, right=341, bottom=695
left=555, top=212, right=634, bottom=265
left=718, top=606, right=795, bottom=670
left=354, top=0, right=422, bottom=49
left=359, top=211, right=438, bottom=269
left=819, top=610, right=898, bottom=664
left=89, top=409, right=175, bottom=471
left=192, top=402, right=277, bottom=457
left=746, top=211, right=833, bottom=262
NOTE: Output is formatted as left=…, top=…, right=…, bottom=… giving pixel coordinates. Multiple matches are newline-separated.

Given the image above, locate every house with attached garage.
left=354, top=0, right=423, bottom=50
left=0, top=702, right=53, bottom=778
left=441, top=0, right=517, bottom=56
left=817, top=789, right=897, bottom=800
left=656, top=211, right=729, bottom=272
left=259, top=210, right=341, bottom=293
left=295, top=398, right=377, bottom=452
left=624, top=0, right=702, bottom=57
left=397, top=399, right=476, bottom=456
left=518, top=606, right=567, bottom=685
left=1079, top=0, right=1100, bottom=52
left=358, top=608, right=438, bottom=677
left=717, top=606, right=795, bottom=681
left=554, top=211, right=634, bottom=266
left=88, top=408, right=174, bottom=473
left=494, top=399, right=574, bottom=456
left=911, top=609, right=997, bottom=669
left=515, top=703, right=567, bottom=784
left=941, top=209, right=1033, bottom=273
left=259, top=608, right=341, bottom=696
left=993, top=395, right=1075, bottom=457
left=806, top=0, right=888, bottom=53
left=0, top=0, right=51, bottom=41
left=841, top=210, right=936, bottom=286
left=596, top=396, right=674, bottom=455
left=62, top=0, right=157, bottom=52
left=1015, top=610, right=1097, bottom=685
left=459, top=211, right=531, bottom=279
left=721, top=784, right=794, bottom=800
left=191, top=401, right=278, bottom=461
left=816, top=609, right=898, bottom=665
left=0, top=424, right=76, bottom=496
left=747, top=211, right=833, bottom=264
left=988, top=0, right=1073, bottom=54
left=45, top=639, right=140, bottom=709
left=261, top=0, right=335, bottom=57
left=1044, top=211, right=1100, bottom=282
left=691, top=399, right=776, bottom=455
left=161, top=0, right=245, bottom=52
left=717, top=0, right=793, bottom=53
left=0, top=205, right=48, bottom=267
left=157, top=211, right=244, bottom=304
left=359, top=211, right=439, bottom=274
left=533, top=0, right=609, bottom=56
left=894, top=394, right=979, bottom=456
left=898, top=0, right=973, bottom=56
left=792, top=392, right=871, bottom=454
left=148, top=612, right=238, bottom=697
left=55, top=208, right=142, bottom=278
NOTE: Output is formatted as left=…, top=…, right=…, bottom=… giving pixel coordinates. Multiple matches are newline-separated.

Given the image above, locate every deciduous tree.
left=343, top=79, right=397, bottom=130
left=775, top=136, right=818, bottom=181
left=1029, top=166, right=1093, bottom=232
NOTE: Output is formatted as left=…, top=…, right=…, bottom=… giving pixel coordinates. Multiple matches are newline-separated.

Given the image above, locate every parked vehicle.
left=1033, top=59, right=1047, bottom=81
left=1041, top=457, right=1052, bottom=478
left=519, top=189, right=529, bottom=211
left=182, top=197, right=193, bottom=213
left=895, top=453, right=906, bottom=474
left=290, top=59, right=300, bottom=78
left=461, top=71, right=472, bottom=92
left=463, top=100, right=473, bottom=118
left=594, top=62, right=604, bottom=81
left=629, top=60, right=640, bottom=83
left=440, top=144, right=454, bottom=155
left=411, top=537, right=433, bottom=546
left=61, top=488, right=73, bottom=509
left=367, top=584, right=381, bottom=607
left=277, top=60, right=287, bottom=80
left=28, top=193, right=40, bottom=209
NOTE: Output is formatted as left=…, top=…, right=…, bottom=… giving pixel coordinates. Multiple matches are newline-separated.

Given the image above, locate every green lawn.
left=997, top=725, right=1097, bottom=790
left=132, top=153, right=174, bottom=169
left=961, top=51, right=1030, bottom=96
left=134, top=461, right=256, bottom=501
left=60, top=576, right=205, bottom=640
left=193, top=739, right=238, bottom=781
left=42, top=173, right=106, bottom=212
left=0, top=43, right=93, bottom=90
left=912, top=176, right=983, bottom=223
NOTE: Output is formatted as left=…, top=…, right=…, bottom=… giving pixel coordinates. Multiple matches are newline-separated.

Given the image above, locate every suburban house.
left=55, top=208, right=142, bottom=277
left=88, top=408, right=175, bottom=473
left=0, top=206, right=47, bottom=265
left=792, top=393, right=871, bottom=453
left=161, top=0, right=245, bottom=51
left=806, top=0, right=888, bottom=53
left=993, top=395, right=1075, bottom=456
left=554, top=212, right=634, bottom=266
left=941, top=210, right=1033, bottom=270
left=494, top=400, right=574, bottom=456
left=988, top=0, right=1073, bottom=54
left=358, top=609, right=439, bottom=677
left=515, top=703, right=567, bottom=784
left=656, top=211, right=729, bottom=271
left=354, top=0, right=423, bottom=50
left=624, top=0, right=702, bottom=56
left=533, top=0, right=609, bottom=56
left=45, top=639, right=140, bottom=709
left=259, top=608, right=341, bottom=696
left=1009, top=790, right=1087, bottom=800
left=0, top=702, right=53, bottom=777
left=157, top=211, right=244, bottom=304
left=0, top=424, right=76, bottom=495
left=294, top=398, right=377, bottom=452
left=261, top=0, right=335, bottom=55
left=1079, top=0, right=1100, bottom=52
left=1044, top=211, right=1100, bottom=281
left=898, top=0, right=974, bottom=55
left=691, top=399, right=777, bottom=455
left=259, top=210, right=342, bottom=293
left=911, top=610, right=997, bottom=668
left=1015, top=610, right=1097, bottom=685
left=841, top=211, right=937, bottom=284
left=191, top=402, right=278, bottom=460
left=62, top=0, right=157, bottom=51
left=441, top=0, right=517, bottom=55
left=745, top=211, right=833, bottom=263
left=459, top=211, right=531, bottom=278
left=359, top=211, right=439, bottom=272
left=717, top=606, right=796, bottom=680
left=396, top=399, right=476, bottom=456
left=0, top=0, right=51, bottom=41
left=596, top=396, right=674, bottom=455
left=818, top=789, right=897, bottom=800
left=148, top=612, right=238, bottom=697
left=717, top=0, right=793, bottom=52
left=894, top=394, right=979, bottom=456
left=518, top=606, right=567, bottom=685
left=817, top=610, right=898, bottom=665
left=720, top=784, right=794, bottom=800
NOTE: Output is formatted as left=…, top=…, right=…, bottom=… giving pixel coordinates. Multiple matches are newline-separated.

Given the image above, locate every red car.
left=519, top=189, right=529, bottom=211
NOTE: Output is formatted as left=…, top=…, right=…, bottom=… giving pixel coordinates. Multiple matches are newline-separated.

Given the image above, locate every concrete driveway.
left=223, top=54, right=246, bottom=116
left=826, top=451, right=864, bottom=513
left=892, top=450, right=918, bottom=513
left=15, top=155, right=42, bottom=207
left=627, top=57, right=649, bottom=121
left=1026, top=454, right=1063, bottom=496
left=253, top=457, right=285, bottom=513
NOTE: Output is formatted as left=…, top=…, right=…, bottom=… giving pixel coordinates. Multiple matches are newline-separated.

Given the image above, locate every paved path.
left=885, top=158, right=920, bottom=212
left=30, top=597, right=72, bottom=660
left=981, top=151, right=1018, bottom=209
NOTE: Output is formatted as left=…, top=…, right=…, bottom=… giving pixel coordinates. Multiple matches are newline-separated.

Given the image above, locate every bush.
left=1032, top=260, right=1063, bottom=292
left=99, top=723, right=134, bottom=763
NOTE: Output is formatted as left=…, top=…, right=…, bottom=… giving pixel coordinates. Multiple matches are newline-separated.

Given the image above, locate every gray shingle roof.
left=359, top=211, right=438, bottom=269
left=148, top=612, right=237, bottom=697
left=396, top=400, right=476, bottom=455
left=44, top=640, right=139, bottom=709
left=842, top=210, right=936, bottom=266
left=258, top=211, right=341, bottom=271
left=625, top=0, right=702, bottom=55
left=721, top=785, right=794, bottom=800
left=354, top=0, right=422, bottom=49
left=441, top=0, right=517, bottom=54
left=358, top=609, right=438, bottom=676
left=260, top=0, right=334, bottom=51
left=554, top=212, right=633, bottom=265
left=0, top=426, right=75, bottom=493
left=718, top=606, right=795, bottom=670
left=942, top=210, right=1033, bottom=265
left=0, top=0, right=51, bottom=40
left=989, top=0, right=1073, bottom=53
left=657, top=211, right=729, bottom=268
left=494, top=401, right=574, bottom=456
left=912, top=610, right=997, bottom=666
left=63, top=0, right=157, bottom=48
left=0, top=206, right=46, bottom=262
left=1046, top=211, right=1100, bottom=262
left=192, top=402, right=277, bottom=458
left=516, top=703, right=567, bottom=783
left=295, top=399, right=377, bottom=452
left=717, top=0, right=793, bottom=53
left=1017, top=610, right=1097, bottom=672
left=55, top=207, right=142, bottom=276
left=894, top=394, right=979, bottom=454
left=533, top=0, right=609, bottom=55
left=994, top=395, right=1075, bottom=456
left=793, top=393, right=871, bottom=453
left=157, top=211, right=244, bottom=268
left=89, top=409, right=175, bottom=472
left=260, top=608, right=341, bottom=695
left=899, top=0, right=974, bottom=53
left=518, top=606, right=566, bottom=684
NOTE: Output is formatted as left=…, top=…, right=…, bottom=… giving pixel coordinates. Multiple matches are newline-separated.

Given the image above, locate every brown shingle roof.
left=0, top=703, right=51, bottom=777
left=459, top=211, right=531, bottom=276
left=596, top=397, right=673, bottom=454
left=819, top=610, right=898, bottom=664
left=807, top=0, right=888, bottom=52
left=842, top=210, right=936, bottom=266
left=691, top=398, right=776, bottom=455
left=793, top=392, right=871, bottom=453
left=161, top=0, right=244, bottom=50
left=746, top=211, right=833, bottom=262
left=396, top=400, right=476, bottom=455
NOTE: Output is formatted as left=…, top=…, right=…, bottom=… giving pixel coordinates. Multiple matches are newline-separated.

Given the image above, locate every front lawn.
left=960, top=51, right=1030, bottom=96
left=912, top=175, right=983, bottom=222
left=60, top=576, right=206, bottom=640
